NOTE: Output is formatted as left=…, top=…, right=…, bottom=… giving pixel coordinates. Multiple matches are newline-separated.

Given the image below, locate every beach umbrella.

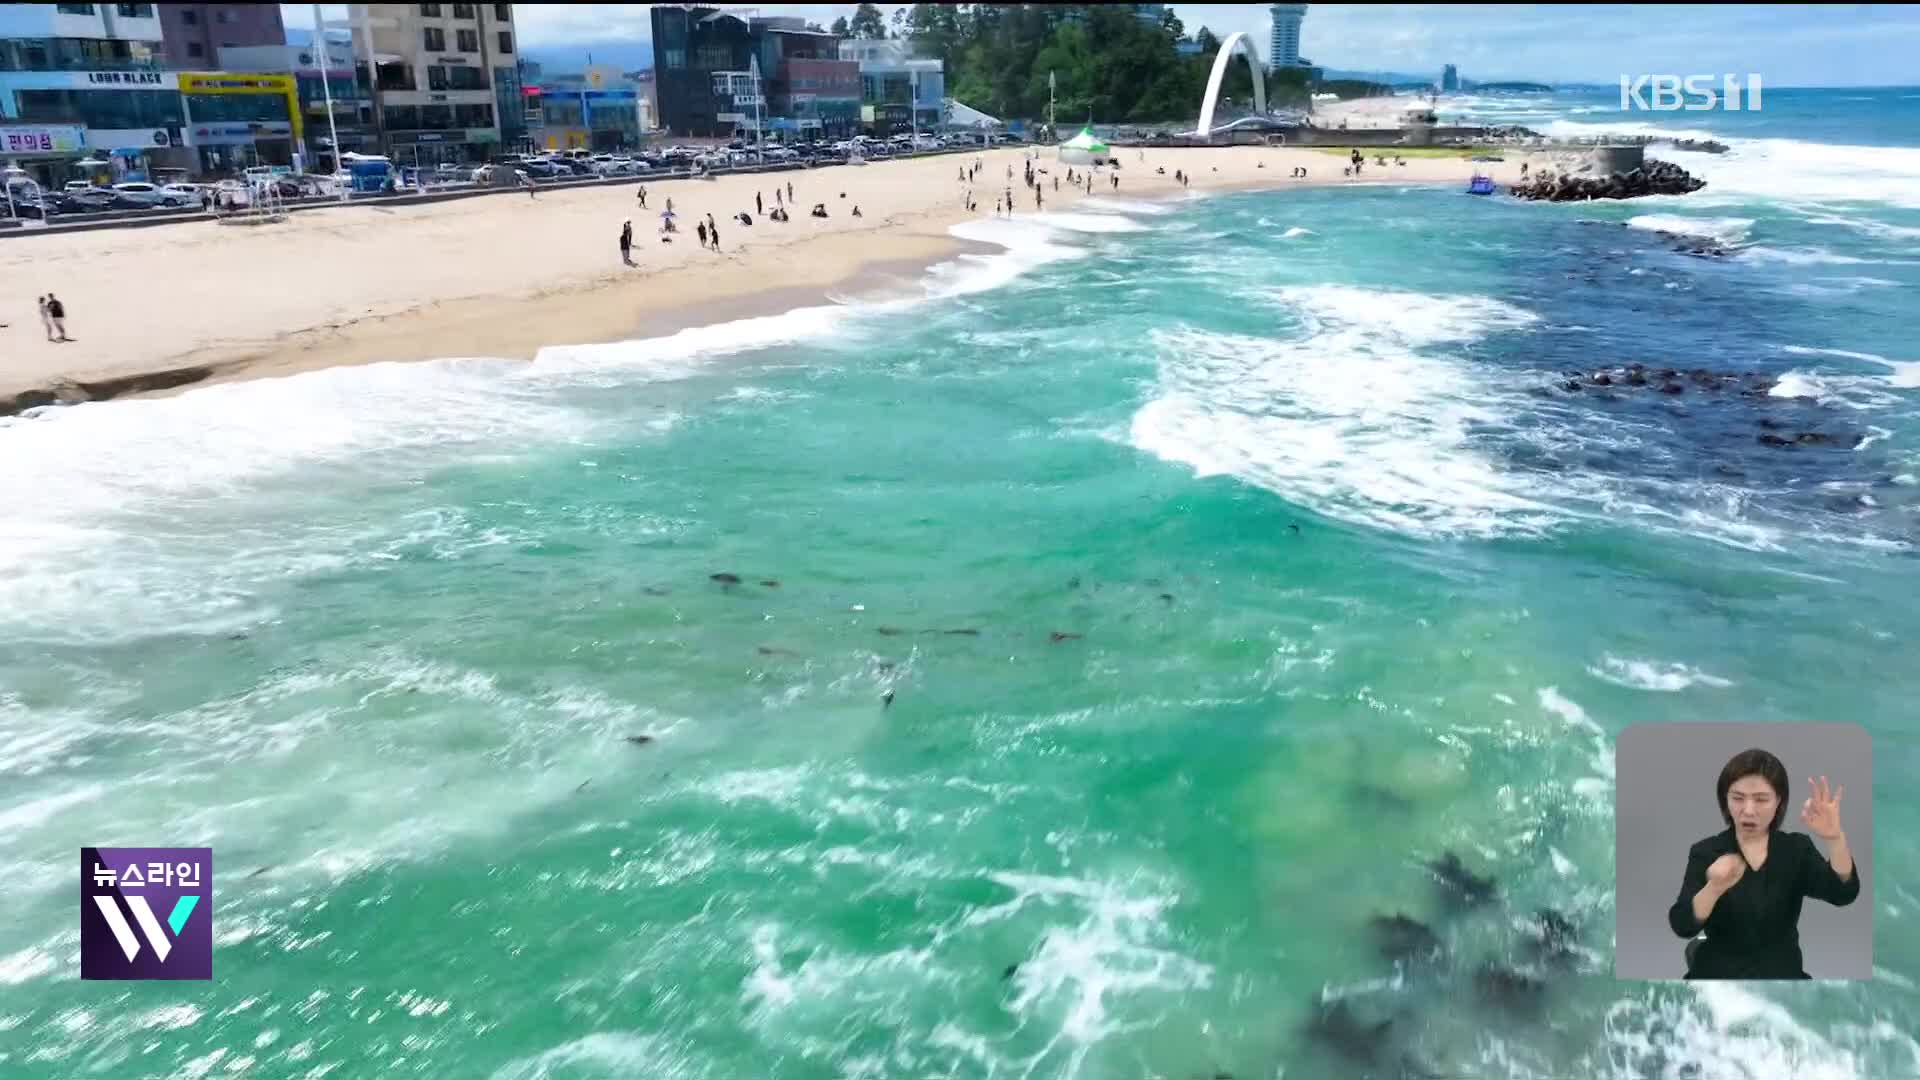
left=1056, top=127, right=1111, bottom=166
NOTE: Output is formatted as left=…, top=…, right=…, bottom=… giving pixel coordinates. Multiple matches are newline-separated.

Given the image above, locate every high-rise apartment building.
left=1269, top=4, right=1308, bottom=69
left=156, top=4, right=283, bottom=68
left=347, top=3, right=516, bottom=162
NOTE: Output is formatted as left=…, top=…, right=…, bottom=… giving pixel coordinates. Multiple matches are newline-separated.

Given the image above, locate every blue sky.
left=283, top=4, right=1920, bottom=86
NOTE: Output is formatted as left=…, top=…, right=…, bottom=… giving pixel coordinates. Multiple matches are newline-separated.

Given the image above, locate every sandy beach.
left=1, top=144, right=1537, bottom=411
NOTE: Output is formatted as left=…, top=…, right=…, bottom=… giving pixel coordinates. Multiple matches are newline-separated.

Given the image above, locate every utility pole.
left=750, top=54, right=763, bottom=162
left=312, top=4, right=344, bottom=196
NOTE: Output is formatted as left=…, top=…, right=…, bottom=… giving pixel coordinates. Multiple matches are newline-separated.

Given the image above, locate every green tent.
left=1057, top=127, right=1112, bottom=165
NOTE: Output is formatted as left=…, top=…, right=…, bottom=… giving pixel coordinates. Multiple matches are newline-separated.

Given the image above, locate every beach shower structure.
left=1194, top=32, right=1267, bottom=139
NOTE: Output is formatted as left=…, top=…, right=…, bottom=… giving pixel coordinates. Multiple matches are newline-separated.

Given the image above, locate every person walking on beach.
left=786, top=180, right=793, bottom=203
left=1005, top=187, right=1012, bottom=214
left=697, top=219, right=709, bottom=248
left=756, top=191, right=763, bottom=216
left=775, top=186, right=782, bottom=208
left=37, top=294, right=54, bottom=341
left=1035, top=185, right=1043, bottom=210
left=637, top=185, right=648, bottom=208
left=666, top=195, right=674, bottom=215
left=1520, top=161, right=1530, bottom=178
left=45, top=293, right=68, bottom=342
left=707, top=214, right=720, bottom=252
left=620, top=219, right=633, bottom=265
left=1111, top=172, right=1118, bottom=191
left=994, top=194, right=1002, bottom=217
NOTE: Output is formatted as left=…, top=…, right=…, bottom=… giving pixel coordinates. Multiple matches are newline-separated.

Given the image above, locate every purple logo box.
left=80, top=847, right=212, bottom=981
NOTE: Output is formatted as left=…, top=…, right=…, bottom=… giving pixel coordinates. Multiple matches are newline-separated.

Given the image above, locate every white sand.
left=1, top=144, right=1540, bottom=408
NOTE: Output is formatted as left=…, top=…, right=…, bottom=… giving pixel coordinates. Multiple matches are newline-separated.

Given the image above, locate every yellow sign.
left=179, top=72, right=303, bottom=146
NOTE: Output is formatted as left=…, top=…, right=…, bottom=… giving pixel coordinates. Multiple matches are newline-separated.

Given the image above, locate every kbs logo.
left=1621, top=74, right=1763, bottom=112
left=80, top=848, right=212, bottom=980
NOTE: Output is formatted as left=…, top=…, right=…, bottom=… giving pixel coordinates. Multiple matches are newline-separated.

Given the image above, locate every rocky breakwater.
left=1510, top=158, right=1706, bottom=202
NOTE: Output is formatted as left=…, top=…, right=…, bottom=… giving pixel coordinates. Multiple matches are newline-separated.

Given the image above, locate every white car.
left=161, top=182, right=205, bottom=200
left=112, top=181, right=184, bottom=208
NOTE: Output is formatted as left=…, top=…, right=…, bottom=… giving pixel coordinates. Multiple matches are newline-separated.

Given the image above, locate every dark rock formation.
left=1510, top=159, right=1706, bottom=202
left=1369, top=913, right=1443, bottom=965
left=1427, top=851, right=1497, bottom=907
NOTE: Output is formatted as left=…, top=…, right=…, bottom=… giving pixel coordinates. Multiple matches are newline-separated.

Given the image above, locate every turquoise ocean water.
left=3, top=90, right=1918, bottom=1077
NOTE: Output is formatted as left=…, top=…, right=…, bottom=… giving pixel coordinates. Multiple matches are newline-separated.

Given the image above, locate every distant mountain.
left=1318, top=67, right=1442, bottom=86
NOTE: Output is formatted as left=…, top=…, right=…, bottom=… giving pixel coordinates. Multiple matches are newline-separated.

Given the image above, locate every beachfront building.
left=175, top=71, right=301, bottom=174
left=527, top=64, right=642, bottom=153
left=650, top=5, right=753, bottom=138
left=0, top=3, right=194, bottom=184
left=156, top=4, right=283, bottom=69
left=220, top=43, right=376, bottom=171
left=1269, top=4, right=1310, bottom=70
left=838, top=38, right=942, bottom=138
left=345, top=3, right=515, bottom=164
left=650, top=6, right=850, bottom=142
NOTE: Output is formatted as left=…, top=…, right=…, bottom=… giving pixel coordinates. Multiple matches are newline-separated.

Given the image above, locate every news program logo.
left=80, top=847, right=212, bottom=980
left=1620, top=74, right=1763, bottom=112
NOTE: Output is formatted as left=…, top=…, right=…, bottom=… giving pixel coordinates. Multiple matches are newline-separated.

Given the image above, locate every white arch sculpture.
left=1195, top=32, right=1268, bottom=138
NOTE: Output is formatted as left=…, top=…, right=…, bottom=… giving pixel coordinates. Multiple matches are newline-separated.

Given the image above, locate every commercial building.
left=176, top=70, right=301, bottom=173
left=650, top=6, right=861, bottom=142
left=346, top=2, right=516, bottom=163
left=156, top=4, right=282, bottom=69
left=649, top=5, right=755, bottom=138
left=220, top=42, right=377, bottom=168
left=528, top=64, right=642, bottom=152
left=839, top=38, right=942, bottom=137
left=0, top=2, right=189, bottom=183
left=1269, top=4, right=1310, bottom=70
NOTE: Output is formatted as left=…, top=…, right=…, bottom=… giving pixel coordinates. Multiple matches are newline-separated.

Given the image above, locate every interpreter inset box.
left=1615, top=722, right=1871, bottom=980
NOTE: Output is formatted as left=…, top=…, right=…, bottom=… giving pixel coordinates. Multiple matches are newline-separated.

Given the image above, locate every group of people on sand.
left=618, top=178, right=818, bottom=264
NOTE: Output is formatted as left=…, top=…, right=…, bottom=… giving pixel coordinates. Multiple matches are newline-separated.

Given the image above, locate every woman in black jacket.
left=1668, top=748, right=1858, bottom=978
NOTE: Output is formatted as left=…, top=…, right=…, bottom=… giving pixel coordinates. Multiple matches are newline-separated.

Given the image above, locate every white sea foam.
left=1745, top=245, right=1876, bottom=266
left=1770, top=370, right=1829, bottom=400
left=1031, top=210, right=1150, bottom=234
left=1587, top=655, right=1733, bottom=692
left=967, top=870, right=1211, bottom=1075
left=1662, top=138, right=1920, bottom=209
left=1625, top=214, right=1754, bottom=245
left=1074, top=195, right=1175, bottom=216
left=1782, top=345, right=1891, bottom=363
left=491, top=1034, right=700, bottom=1080
left=1281, top=226, right=1314, bottom=238
left=1127, top=285, right=1563, bottom=539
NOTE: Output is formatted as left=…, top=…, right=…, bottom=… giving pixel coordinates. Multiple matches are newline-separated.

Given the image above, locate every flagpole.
left=312, top=3, right=344, bottom=198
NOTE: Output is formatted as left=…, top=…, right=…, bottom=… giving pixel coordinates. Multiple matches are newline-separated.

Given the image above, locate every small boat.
left=1466, top=172, right=1497, bottom=195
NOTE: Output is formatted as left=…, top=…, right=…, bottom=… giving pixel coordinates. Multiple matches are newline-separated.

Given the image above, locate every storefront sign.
left=186, top=121, right=294, bottom=147
left=86, top=71, right=166, bottom=86
left=179, top=73, right=295, bottom=95
left=176, top=72, right=302, bottom=146
left=0, top=124, right=86, bottom=155
left=0, top=70, right=179, bottom=91
left=86, top=127, right=173, bottom=149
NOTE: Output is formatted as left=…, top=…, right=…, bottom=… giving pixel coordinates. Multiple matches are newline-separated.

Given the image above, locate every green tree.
left=830, top=15, right=849, bottom=36
left=848, top=3, right=887, bottom=40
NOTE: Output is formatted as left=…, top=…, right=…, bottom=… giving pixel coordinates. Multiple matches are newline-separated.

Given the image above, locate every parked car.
left=470, top=164, right=495, bottom=183
left=161, top=182, right=205, bottom=202
left=111, top=181, right=183, bottom=208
